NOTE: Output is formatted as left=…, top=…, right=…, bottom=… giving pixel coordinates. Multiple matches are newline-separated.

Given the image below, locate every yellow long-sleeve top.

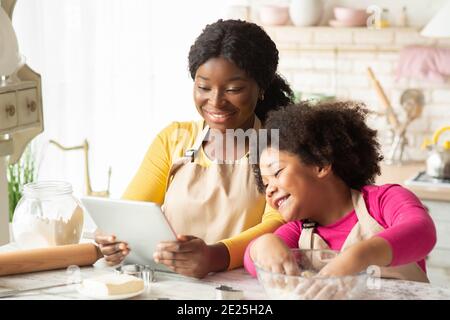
left=122, top=120, right=285, bottom=269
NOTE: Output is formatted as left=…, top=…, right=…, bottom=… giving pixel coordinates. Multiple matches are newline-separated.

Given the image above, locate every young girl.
left=245, top=101, right=436, bottom=284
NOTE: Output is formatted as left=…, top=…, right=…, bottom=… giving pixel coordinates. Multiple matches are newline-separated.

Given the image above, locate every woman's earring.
left=259, top=92, right=265, bottom=101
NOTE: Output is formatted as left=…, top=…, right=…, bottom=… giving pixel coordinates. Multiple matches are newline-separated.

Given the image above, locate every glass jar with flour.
left=12, top=181, right=85, bottom=249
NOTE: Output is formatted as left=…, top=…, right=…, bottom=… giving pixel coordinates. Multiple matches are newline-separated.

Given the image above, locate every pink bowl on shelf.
left=259, top=5, right=290, bottom=26
left=333, top=7, right=369, bottom=27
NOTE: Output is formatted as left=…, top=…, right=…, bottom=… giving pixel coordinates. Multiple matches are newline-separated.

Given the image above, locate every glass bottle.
left=12, top=181, right=85, bottom=249
left=376, top=8, right=391, bottom=28
left=396, top=6, right=408, bottom=27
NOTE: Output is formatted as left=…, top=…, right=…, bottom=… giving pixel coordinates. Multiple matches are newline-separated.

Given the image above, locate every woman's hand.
left=95, top=233, right=130, bottom=266
left=250, top=234, right=300, bottom=276
left=153, top=235, right=229, bottom=279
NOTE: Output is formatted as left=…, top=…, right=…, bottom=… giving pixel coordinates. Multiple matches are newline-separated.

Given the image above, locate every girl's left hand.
left=153, top=235, right=215, bottom=279
left=293, top=237, right=393, bottom=299
left=292, top=248, right=366, bottom=300
left=318, top=247, right=364, bottom=278
left=318, top=236, right=392, bottom=278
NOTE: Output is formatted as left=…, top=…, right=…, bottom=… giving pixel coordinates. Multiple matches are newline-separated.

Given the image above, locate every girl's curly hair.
left=255, top=101, right=383, bottom=192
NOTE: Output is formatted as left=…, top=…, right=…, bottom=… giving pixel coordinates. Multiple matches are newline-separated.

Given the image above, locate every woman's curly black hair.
left=188, top=19, right=294, bottom=122
left=254, top=100, right=383, bottom=192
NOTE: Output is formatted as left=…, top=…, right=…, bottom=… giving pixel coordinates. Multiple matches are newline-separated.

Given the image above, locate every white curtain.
left=12, top=0, right=228, bottom=199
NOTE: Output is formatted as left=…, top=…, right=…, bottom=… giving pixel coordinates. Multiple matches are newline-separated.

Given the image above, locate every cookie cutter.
left=215, top=285, right=244, bottom=300
left=115, top=264, right=155, bottom=287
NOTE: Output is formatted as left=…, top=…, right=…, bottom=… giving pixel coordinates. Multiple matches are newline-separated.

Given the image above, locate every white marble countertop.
left=1, top=263, right=450, bottom=300
left=2, top=244, right=450, bottom=300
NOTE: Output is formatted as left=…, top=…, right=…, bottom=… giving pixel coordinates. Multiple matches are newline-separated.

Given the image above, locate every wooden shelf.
left=262, top=25, right=419, bottom=32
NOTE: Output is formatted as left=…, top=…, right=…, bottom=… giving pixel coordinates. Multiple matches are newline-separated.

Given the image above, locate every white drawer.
left=434, top=220, right=450, bottom=250
left=427, top=248, right=450, bottom=268
left=17, top=88, right=39, bottom=125
left=423, top=200, right=450, bottom=223
left=421, top=200, right=450, bottom=250
left=0, top=92, right=18, bottom=130
left=426, top=266, right=450, bottom=286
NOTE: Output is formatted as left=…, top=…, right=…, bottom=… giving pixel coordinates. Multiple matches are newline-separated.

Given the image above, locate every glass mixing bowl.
left=12, top=181, right=85, bottom=249
left=255, top=249, right=368, bottom=300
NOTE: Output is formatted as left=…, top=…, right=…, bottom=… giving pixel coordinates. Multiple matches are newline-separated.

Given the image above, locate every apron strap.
left=340, top=190, right=381, bottom=251
left=254, top=116, right=262, bottom=130
left=350, top=189, right=385, bottom=234
left=184, top=125, right=210, bottom=162
left=298, top=220, right=318, bottom=250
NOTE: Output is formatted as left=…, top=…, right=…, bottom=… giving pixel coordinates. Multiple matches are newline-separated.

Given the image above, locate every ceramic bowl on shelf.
left=255, top=249, right=368, bottom=300
left=259, top=5, right=290, bottom=26
left=332, top=7, right=369, bottom=27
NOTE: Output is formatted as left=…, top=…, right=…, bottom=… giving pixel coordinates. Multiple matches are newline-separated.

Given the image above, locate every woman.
left=95, top=19, right=294, bottom=278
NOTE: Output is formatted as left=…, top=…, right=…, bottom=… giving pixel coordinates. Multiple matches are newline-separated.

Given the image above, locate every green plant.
left=7, top=144, right=37, bottom=222
left=293, top=90, right=336, bottom=104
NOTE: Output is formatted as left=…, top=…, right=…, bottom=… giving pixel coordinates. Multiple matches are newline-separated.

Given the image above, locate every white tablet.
left=80, top=196, right=177, bottom=271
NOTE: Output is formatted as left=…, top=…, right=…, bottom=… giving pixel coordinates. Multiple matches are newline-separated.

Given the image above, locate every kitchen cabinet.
left=377, top=162, right=450, bottom=286
left=0, top=81, right=41, bottom=134
left=0, top=75, right=43, bottom=246
left=422, top=200, right=450, bottom=285
left=17, top=88, right=39, bottom=126
left=0, top=91, right=18, bottom=130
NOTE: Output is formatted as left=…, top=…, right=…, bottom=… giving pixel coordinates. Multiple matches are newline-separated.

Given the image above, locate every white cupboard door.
left=17, top=88, right=39, bottom=126
left=0, top=92, right=18, bottom=131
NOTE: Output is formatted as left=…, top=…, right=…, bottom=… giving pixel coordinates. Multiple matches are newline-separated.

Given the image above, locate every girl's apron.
left=298, top=189, right=429, bottom=282
left=162, top=118, right=266, bottom=244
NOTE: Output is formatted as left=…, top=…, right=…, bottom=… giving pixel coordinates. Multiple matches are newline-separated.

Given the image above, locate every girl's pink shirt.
left=244, top=184, right=437, bottom=277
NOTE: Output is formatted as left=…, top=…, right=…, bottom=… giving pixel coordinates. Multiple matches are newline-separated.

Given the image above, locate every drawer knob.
left=5, top=104, right=16, bottom=117
left=27, top=100, right=37, bottom=112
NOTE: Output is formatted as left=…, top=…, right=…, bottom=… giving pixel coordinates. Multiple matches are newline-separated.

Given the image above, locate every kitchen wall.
left=246, top=0, right=450, bottom=161
left=249, top=0, right=448, bottom=27
left=13, top=0, right=229, bottom=198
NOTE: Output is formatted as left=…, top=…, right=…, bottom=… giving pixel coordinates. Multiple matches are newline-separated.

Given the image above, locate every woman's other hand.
left=95, top=233, right=130, bottom=266
left=153, top=235, right=229, bottom=279
left=250, top=233, right=299, bottom=276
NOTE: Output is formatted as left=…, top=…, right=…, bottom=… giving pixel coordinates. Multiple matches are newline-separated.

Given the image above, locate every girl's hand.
left=291, top=247, right=364, bottom=300
left=295, top=249, right=367, bottom=300
left=318, top=248, right=363, bottom=278
left=250, top=234, right=300, bottom=276
left=95, top=233, right=130, bottom=266
left=153, top=235, right=228, bottom=279
left=318, top=236, right=392, bottom=278
left=289, top=237, right=393, bottom=300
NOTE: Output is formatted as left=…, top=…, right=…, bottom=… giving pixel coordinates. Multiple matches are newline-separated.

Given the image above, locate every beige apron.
left=298, top=189, right=429, bottom=283
left=162, top=118, right=266, bottom=244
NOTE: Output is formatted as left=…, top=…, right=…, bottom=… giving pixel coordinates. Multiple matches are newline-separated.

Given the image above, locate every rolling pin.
left=367, top=67, right=400, bottom=130
left=0, top=243, right=103, bottom=276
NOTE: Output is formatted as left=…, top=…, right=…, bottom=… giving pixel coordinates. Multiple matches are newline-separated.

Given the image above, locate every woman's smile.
left=203, top=109, right=238, bottom=124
